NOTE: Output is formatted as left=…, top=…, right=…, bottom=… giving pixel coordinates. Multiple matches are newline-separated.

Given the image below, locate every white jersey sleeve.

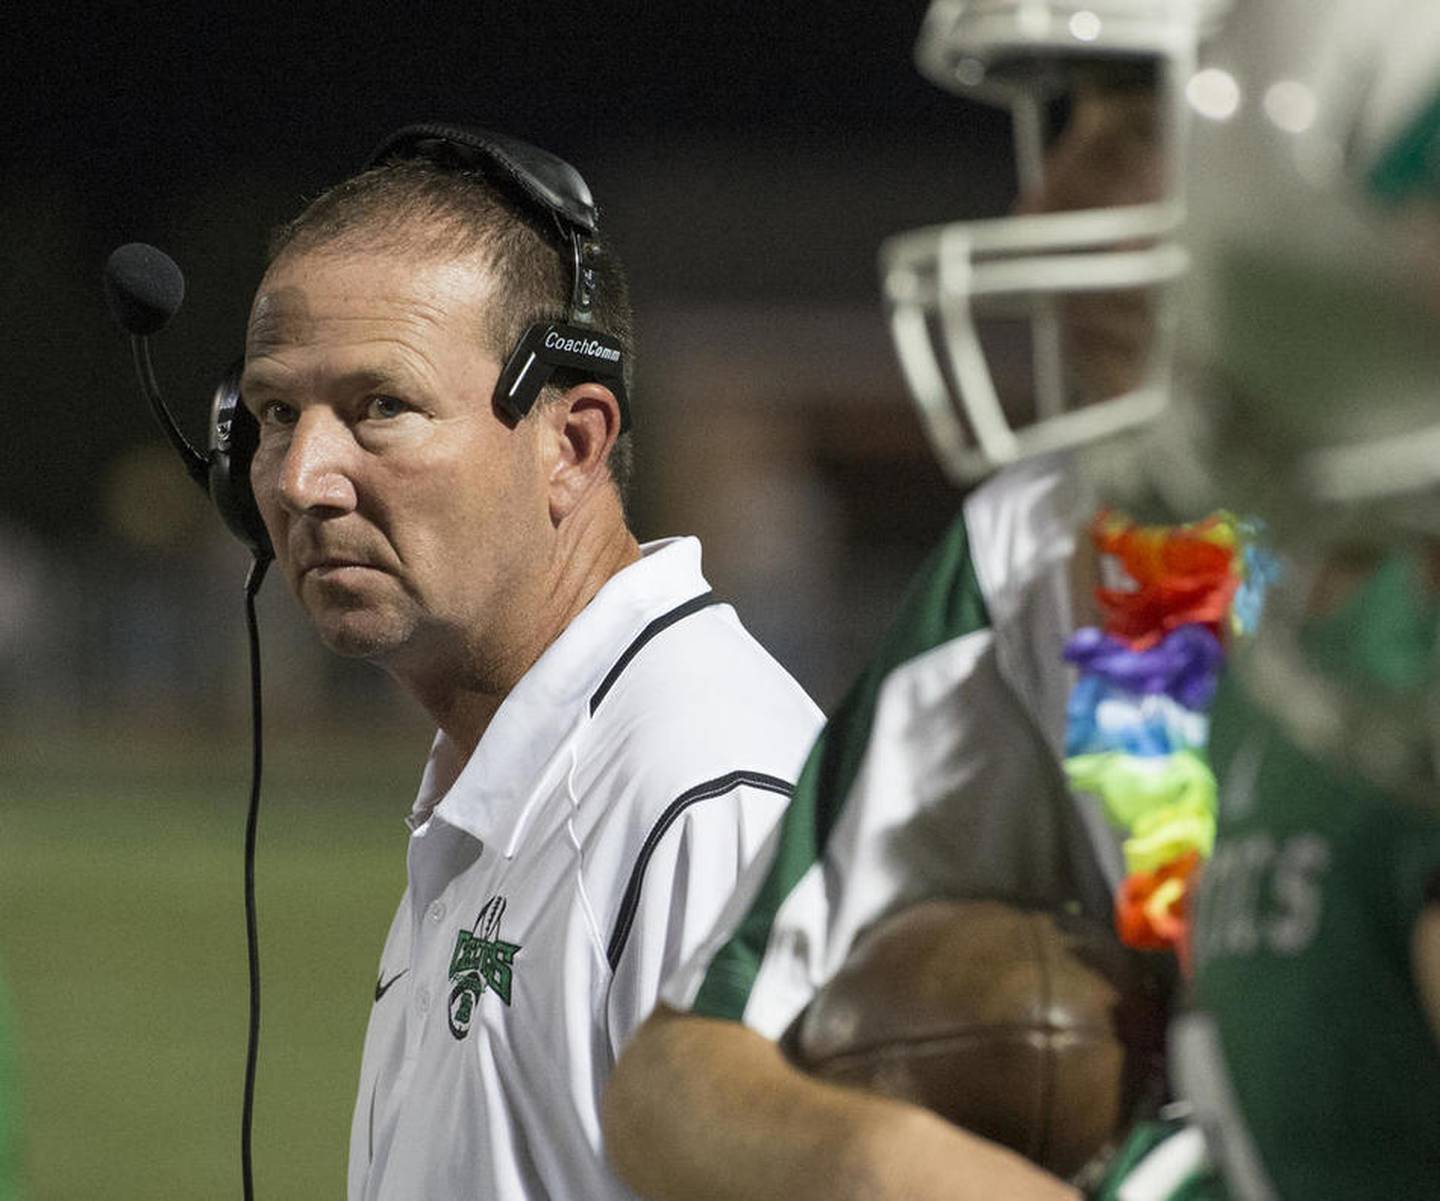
left=663, top=457, right=1118, bottom=1040
left=604, top=776, right=796, bottom=1051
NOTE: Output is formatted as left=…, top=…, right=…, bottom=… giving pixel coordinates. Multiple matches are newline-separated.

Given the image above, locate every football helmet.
left=1174, top=0, right=1440, bottom=797
left=882, top=0, right=1230, bottom=484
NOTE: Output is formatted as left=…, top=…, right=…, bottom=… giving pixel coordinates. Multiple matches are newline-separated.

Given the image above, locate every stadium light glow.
left=1187, top=68, right=1242, bottom=122
left=1264, top=80, right=1318, bottom=134
left=1069, top=11, right=1102, bottom=42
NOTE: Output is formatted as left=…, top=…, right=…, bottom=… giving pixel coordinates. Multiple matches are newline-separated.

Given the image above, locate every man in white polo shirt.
left=239, top=124, right=822, bottom=1200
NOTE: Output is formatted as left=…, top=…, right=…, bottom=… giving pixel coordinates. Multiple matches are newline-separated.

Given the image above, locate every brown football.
left=789, top=898, right=1168, bottom=1180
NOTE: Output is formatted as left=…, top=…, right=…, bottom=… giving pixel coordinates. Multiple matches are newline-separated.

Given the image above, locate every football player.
left=604, top=3, right=1239, bottom=1198
left=1164, top=0, right=1440, bottom=1195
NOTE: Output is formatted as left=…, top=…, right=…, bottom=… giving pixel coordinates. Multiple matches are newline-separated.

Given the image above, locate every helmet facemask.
left=883, top=1, right=1225, bottom=485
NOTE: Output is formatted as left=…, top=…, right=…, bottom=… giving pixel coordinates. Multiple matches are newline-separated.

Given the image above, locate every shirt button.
left=428, top=901, right=447, bottom=924
left=416, top=987, right=431, bottom=1014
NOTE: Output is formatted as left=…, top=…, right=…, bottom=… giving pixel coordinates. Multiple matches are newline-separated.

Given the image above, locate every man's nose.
left=278, top=410, right=359, bottom=516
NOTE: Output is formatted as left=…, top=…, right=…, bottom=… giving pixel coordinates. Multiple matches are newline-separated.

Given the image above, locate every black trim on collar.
left=588, top=591, right=719, bottom=716
left=606, top=770, right=796, bottom=971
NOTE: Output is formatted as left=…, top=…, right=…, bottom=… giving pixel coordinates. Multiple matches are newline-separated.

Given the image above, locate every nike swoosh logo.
left=374, top=969, right=408, bottom=1003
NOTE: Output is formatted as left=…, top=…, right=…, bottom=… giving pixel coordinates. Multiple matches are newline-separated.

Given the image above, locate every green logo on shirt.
left=447, top=896, right=522, bottom=1039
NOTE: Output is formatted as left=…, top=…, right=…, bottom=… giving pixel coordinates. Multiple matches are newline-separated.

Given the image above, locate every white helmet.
left=1175, top=0, right=1440, bottom=795
left=882, top=0, right=1230, bottom=484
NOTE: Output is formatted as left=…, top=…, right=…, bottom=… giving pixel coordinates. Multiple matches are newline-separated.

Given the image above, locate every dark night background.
left=1, top=8, right=1021, bottom=1195
left=3, top=0, right=1010, bottom=545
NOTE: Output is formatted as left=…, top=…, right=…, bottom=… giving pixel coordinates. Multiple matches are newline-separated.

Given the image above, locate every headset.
left=206, top=121, right=631, bottom=562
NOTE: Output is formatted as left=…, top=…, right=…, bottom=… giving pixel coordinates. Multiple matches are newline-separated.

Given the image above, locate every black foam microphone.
left=103, top=242, right=209, bottom=487
left=103, top=242, right=186, bottom=335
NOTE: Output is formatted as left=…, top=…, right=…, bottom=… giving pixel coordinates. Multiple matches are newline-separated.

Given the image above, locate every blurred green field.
left=1, top=729, right=423, bottom=1200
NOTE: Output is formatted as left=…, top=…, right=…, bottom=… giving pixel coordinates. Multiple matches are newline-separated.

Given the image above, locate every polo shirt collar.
left=408, top=536, right=712, bottom=854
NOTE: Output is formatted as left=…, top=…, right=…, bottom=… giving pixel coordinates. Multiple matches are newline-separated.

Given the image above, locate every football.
left=789, top=898, right=1169, bottom=1179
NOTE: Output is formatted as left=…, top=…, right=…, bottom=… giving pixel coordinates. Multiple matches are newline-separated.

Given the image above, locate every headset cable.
left=241, top=554, right=270, bottom=1201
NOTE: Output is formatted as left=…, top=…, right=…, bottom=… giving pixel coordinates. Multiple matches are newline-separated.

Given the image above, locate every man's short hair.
left=267, top=159, right=636, bottom=499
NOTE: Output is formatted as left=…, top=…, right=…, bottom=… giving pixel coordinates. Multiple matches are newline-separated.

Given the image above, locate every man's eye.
left=259, top=400, right=298, bottom=427
left=366, top=395, right=407, bottom=420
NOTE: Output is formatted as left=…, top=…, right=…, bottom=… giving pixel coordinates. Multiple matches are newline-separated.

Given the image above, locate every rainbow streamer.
left=1063, top=510, right=1276, bottom=958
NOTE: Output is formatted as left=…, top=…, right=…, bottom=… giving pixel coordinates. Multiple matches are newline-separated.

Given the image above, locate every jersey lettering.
left=1266, top=835, right=1330, bottom=953
left=1195, top=833, right=1332, bottom=963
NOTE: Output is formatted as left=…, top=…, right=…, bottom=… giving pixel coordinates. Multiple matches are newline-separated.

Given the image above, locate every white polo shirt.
left=347, top=536, right=823, bottom=1201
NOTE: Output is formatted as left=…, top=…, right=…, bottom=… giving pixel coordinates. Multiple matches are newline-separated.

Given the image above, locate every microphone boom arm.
left=130, top=333, right=211, bottom=489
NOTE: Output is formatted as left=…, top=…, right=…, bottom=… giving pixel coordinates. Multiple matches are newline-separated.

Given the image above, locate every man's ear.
left=544, top=381, right=623, bottom=523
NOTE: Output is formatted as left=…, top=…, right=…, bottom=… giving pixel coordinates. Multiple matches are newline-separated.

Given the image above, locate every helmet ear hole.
left=209, top=359, right=273, bottom=559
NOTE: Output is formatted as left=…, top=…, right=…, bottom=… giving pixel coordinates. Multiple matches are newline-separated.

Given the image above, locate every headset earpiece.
left=495, top=322, right=630, bottom=430
left=209, top=359, right=273, bottom=559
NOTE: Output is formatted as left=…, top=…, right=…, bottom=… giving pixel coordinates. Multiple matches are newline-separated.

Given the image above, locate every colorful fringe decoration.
left=1063, top=510, right=1279, bottom=955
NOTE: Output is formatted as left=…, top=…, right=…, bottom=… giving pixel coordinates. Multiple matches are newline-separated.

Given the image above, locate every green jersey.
left=1174, top=674, right=1440, bottom=1199
left=1089, top=1117, right=1229, bottom=1201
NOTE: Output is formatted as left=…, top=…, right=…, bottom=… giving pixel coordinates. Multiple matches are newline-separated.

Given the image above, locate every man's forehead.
left=246, top=250, right=497, bottom=355
left=247, top=281, right=317, bottom=350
